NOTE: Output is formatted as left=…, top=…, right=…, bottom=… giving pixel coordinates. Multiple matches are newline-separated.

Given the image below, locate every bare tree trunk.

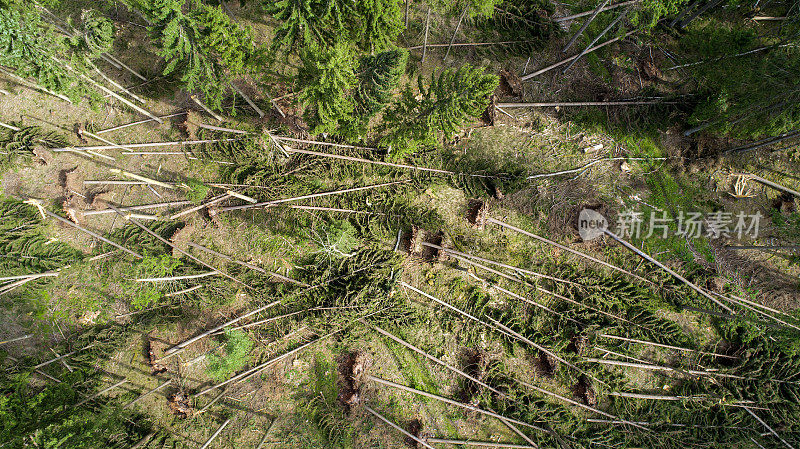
left=422, top=8, right=431, bottom=62
left=400, top=282, right=587, bottom=381
left=521, top=30, right=637, bottom=80
left=125, top=379, right=172, bottom=408
left=191, top=94, right=224, bottom=122
left=366, top=375, right=541, bottom=431
left=102, top=53, right=147, bottom=81
left=199, top=419, right=231, bottom=449
left=131, top=432, right=156, bottom=449
left=32, top=203, right=143, bottom=258
left=0, top=334, right=32, bottom=345
left=422, top=243, right=577, bottom=285
left=562, top=9, right=629, bottom=73
left=515, top=378, right=645, bottom=429
left=602, top=229, right=734, bottom=313
left=487, top=217, right=649, bottom=283
left=230, top=83, right=265, bottom=118
left=444, top=7, right=469, bottom=61
left=0, top=67, right=72, bottom=103
left=195, top=123, right=250, bottom=135
left=170, top=194, right=230, bottom=219
left=93, top=67, right=145, bottom=104
left=96, top=112, right=187, bottom=135
left=80, top=74, right=162, bottom=123
left=108, top=205, right=248, bottom=288
left=740, top=173, right=800, bottom=198
left=562, top=0, right=609, bottom=53
left=187, top=242, right=305, bottom=285
left=255, top=419, right=277, bottom=449
left=499, top=100, right=663, bottom=107
left=427, top=439, right=537, bottom=449
left=274, top=146, right=455, bottom=175
left=554, top=0, right=636, bottom=22
left=109, top=168, right=174, bottom=189
left=669, top=0, right=701, bottom=27
left=214, top=180, right=409, bottom=213
left=83, top=200, right=193, bottom=216
left=676, top=0, right=724, bottom=29
left=599, top=334, right=738, bottom=359
left=136, top=271, right=219, bottom=282
left=75, top=379, right=127, bottom=407
left=743, top=407, right=795, bottom=449
left=53, top=138, right=242, bottom=152
left=372, top=324, right=506, bottom=397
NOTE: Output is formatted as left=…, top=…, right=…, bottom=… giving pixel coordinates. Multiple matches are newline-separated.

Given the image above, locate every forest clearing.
left=1, top=0, right=799, bottom=448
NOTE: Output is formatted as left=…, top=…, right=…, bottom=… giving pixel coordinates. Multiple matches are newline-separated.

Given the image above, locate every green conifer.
left=380, top=64, right=498, bottom=159
left=296, top=42, right=357, bottom=135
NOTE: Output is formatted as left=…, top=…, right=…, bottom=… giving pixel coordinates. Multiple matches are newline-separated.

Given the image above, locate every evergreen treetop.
left=380, top=64, right=498, bottom=159
left=296, top=42, right=357, bottom=135
left=129, top=0, right=257, bottom=111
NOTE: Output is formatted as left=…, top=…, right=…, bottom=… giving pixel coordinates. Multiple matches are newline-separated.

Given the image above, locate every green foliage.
left=0, top=197, right=83, bottom=275
left=206, top=329, right=254, bottom=381
left=356, top=49, right=407, bottom=118
left=183, top=177, right=211, bottom=204
left=465, top=0, right=502, bottom=18
left=297, top=354, right=355, bottom=448
left=129, top=254, right=183, bottom=309
left=476, top=0, right=557, bottom=55
left=296, top=246, right=402, bottom=320
left=354, top=0, right=404, bottom=51
left=0, top=326, right=151, bottom=448
left=0, top=124, right=67, bottom=169
left=266, top=0, right=403, bottom=53
left=131, top=0, right=257, bottom=111
left=102, top=220, right=185, bottom=255
left=679, top=21, right=800, bottom=137
left=308, top=219, right=360, bottom=261
left=629, top=0, right=691, bottom=29
left=71, top=10, right=115, bottom=57
left=0, top=7, right=88, bottom=101
left=296, top=42, right=357, bottom=135
left=0, top=368, right=149, bottom=448
left=380, top=64, right=498, bottom=159
left=265, top=0, right=349, bottom=51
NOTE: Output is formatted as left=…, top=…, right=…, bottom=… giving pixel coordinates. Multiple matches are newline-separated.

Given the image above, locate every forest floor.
left=1, top=1, right=799, bottom=448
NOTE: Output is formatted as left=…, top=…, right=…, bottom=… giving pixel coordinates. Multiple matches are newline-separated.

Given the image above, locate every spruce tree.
left=265, top=0, right=351, bottom=52
left=379, top=64, right=498, bottom=159
left=0, top=7, right=87, bottom=101
left=355, top=0, right=405, bottom=52
left=296, top=42, right=357, bottom=135
left=71, top=10, right=115, bottom=57
left=129, top=0, right=256, bottom=111
left=340, top=48, right=408, bottom=138
left=355, top=49, right=408, bottom=117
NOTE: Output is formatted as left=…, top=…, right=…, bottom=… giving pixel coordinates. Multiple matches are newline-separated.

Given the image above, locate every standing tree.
left=339, top=48, right=408, bottom=138
left=265, top=0, right=351, bottom=52
left=379, top=64, right=498, bottom=160
left=354, top=0, right=405, bottom=52
left=296, top=42, right=357, bottom=135
left=128, top=0, right=257, bottom=111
